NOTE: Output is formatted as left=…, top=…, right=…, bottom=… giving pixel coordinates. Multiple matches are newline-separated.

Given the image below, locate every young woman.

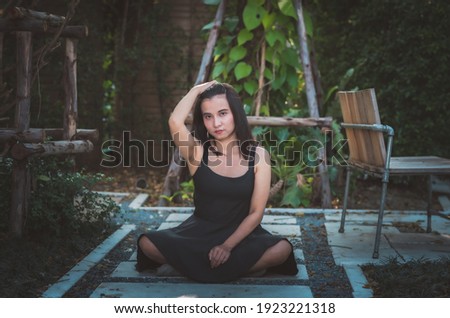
left=136, top=81, right=298, bottom=283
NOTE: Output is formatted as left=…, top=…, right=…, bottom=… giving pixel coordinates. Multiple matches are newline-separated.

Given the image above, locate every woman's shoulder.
left=253, top=145, right=270, bottom=167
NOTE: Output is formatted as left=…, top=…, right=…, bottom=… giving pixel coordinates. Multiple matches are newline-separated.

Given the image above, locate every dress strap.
left=248, top=145, right=256, bottom=169
left=202, top=141, right=210, bottom=165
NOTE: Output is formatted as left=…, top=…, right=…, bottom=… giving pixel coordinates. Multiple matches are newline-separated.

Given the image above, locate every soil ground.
left=0, top=167, right=445, bottom=297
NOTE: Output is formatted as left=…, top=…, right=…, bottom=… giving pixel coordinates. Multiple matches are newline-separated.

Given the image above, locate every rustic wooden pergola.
left=0, top=7, right=98, bottom=237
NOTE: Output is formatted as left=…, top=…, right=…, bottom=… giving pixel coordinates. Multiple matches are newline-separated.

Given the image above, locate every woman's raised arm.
left=168, top=81, right=216, bottom=167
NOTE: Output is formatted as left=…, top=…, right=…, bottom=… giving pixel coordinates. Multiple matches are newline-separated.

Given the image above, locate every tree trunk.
left=295, top=0, right=332, bottom=208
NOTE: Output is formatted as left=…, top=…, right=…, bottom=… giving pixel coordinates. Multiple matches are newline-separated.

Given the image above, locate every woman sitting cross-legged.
left=136, top=81, right=298, bottom=283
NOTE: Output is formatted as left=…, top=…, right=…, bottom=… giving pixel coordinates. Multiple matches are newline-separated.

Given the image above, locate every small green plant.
left=270, top=153, right=313, bottom=207
left=0, top=157, right=119, bottom=238
left=160, top=179, right=195, bottom=206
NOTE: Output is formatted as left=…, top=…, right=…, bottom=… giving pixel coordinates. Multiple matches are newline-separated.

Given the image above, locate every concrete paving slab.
left=157, top=221, right=181, bottom=230
left=325, top=222, right=400, bottom=265
left=262, top=224, right=301, bottom=237
left=385, top=232, right=450, bottom=261
left=129, top=193, right=149, bottom=210
left=90, top=282, right=313, bottom=298
left=324, top=211, right=428, bottom=225
left=343, top=264, right=373, bottom=298
left=324, top=210, right=450, bottom=235
left=130, top=247, right=305, bottom=262
left=42, top=224, right=136, bottom=298
left=112, top=260, right=309, bottom=281
left=165, top=213, right=298, bottom=225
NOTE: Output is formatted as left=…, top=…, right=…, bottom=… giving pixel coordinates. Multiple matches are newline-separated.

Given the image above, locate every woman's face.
left=201, top=94, right=236, bottom=141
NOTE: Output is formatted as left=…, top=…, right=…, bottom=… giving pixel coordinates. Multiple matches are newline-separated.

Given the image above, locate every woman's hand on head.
left=208, top=244, right=231, bottom=269
left=192, top=80, right=218, bottom=95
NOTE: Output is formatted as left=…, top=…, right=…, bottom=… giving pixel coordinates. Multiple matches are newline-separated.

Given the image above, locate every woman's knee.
left=275, top=240, right=292, bottom=259
left=138, top=236, right=165, bottom=262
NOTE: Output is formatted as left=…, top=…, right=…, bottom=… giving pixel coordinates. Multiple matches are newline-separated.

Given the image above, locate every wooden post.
left=63, top=38, right=78, bottom=140
left=10, top=31, right=32, bottom=237
left=295, top=0, right=331, bottom=208
left=0, top=32, right=3, bottom=86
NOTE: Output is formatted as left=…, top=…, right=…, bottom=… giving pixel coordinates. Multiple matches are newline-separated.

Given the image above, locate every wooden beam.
left=0, top=18, right=88, bottom=38
left=247, top=116, right=332, bottom=127
left=6, top=7, right=66, bottom=25
left=10, top=140, right=94, bottom=160
left=0, top=128, right=45, bottom=143
left=45, top=128, right=99, bottom=142
left=185, top=115, right=332, bottom=127
left=0, top=128, right=99, bottom=143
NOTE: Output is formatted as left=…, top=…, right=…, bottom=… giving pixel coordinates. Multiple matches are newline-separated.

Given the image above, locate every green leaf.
left=281, top=47, right=300, bottom=68
left=278, top=0, right=298, bottom=20
left=234, top=62, right=252, bottom=80
left=202, top=0, right=221, bottom=5
left=244, top=80, right=258, bottom=95
left=201, top=21, right=215, bottom=31
left=260, top=103, right=270, bottom=116
left=243, top=4, right=267, bottom=31
left=214, top=41, right=229, bottom=56
left=248, top=0, right=265, bottom=5
left=212, top=61, right=226, bottom=79
left=264, top=68, right=273, bottom=80
left=38, top=175, right=51, bottom=182
left=237, top=29, right=254, bottom=46
left=262, top=12, right=277, bottom=30
left=252, top=126, right=267, bottom=136
left=272, top=65, right=287, bottom=89
left=286, top=66, right=299, bottom=88
left=274, top=127, right=290, bottom=141
left=265, top=30, right=285, bottom=47
left=224, top=16, right=239, bottom=32
left=229, top=46, right=247, bottom=61
left=281, top=184, right=302, bottom=207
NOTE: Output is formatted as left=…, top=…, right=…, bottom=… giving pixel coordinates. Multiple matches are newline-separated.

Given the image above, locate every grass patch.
left=362, top=257, right=450, bottom=297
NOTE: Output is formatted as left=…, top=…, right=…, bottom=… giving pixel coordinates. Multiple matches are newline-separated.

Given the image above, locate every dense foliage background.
left=310, top=0, right=450, bottom=158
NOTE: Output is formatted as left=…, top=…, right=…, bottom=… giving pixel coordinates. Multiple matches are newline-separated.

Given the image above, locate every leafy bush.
left=0, top=157, right=119, bottom=239
left=311, top=0, right=450, bottom=158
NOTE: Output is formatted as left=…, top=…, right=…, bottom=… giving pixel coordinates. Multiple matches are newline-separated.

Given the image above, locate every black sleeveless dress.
left=136, top=143, right=298, bottom=283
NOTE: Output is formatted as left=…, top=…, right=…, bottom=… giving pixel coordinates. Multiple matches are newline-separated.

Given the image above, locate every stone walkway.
left=42, top=192, right=450, bottom=298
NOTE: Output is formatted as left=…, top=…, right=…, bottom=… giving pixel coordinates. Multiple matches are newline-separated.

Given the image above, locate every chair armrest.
left=341, top=123, right=394, bottom=136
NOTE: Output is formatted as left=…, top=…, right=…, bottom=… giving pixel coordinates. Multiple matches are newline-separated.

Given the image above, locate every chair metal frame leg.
left=373, top=175, right=389, bottom=259
left=426, top=175, right=432, bottom=233
left=372, top=126, right=395, bottom=258
left=339, top=166, right=352, bottom=233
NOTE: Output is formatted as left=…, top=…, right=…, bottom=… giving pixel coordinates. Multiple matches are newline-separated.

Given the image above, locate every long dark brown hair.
left=192, top=83, right=257, bottom=159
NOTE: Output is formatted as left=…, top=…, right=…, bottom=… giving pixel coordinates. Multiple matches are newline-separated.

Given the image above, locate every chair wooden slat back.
left=338, top=89, right=386, bottom=167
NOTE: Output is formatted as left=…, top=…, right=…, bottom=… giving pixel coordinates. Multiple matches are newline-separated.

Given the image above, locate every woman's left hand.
left=208, top=244, right=232, bottom=269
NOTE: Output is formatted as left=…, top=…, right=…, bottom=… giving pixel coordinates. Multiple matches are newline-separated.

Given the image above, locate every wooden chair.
left=337, top=88, right=450, bottom=258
